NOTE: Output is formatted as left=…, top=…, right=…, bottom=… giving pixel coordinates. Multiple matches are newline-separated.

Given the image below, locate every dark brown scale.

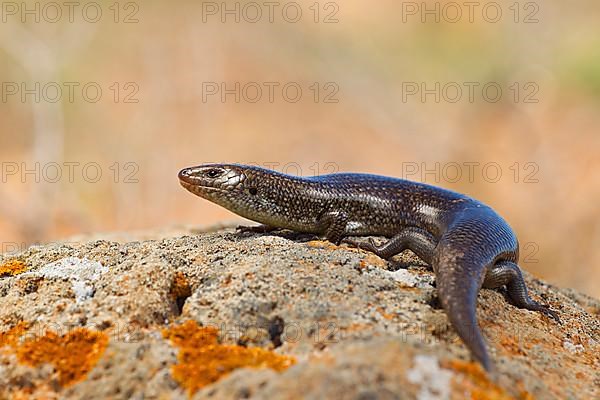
left=179, top=163, right=559, bottom=371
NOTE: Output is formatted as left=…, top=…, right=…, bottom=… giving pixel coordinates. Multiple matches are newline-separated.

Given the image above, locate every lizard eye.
left=205, top=168, right=223, bottom=178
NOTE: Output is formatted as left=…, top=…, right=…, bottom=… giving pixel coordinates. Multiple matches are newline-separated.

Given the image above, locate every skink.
left=178, top=163, right=558, bottom=371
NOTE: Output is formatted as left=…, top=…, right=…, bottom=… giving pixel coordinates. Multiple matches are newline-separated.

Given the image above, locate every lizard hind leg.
left=343, top=227, right=436, bottom=262
left=484, top=261, right=559, bottom=322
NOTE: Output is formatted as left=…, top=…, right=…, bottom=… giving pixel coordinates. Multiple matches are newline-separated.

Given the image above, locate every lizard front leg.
left=317, top=211, right=349, bottom=245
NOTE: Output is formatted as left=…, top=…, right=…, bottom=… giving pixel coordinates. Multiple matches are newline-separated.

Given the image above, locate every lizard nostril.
left=178, top=168, right=193, bottom=183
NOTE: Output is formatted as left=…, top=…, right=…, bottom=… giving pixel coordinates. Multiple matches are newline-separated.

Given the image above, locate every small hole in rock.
left=170, top=272, right=192, bottom=316
left=427, top=295, right=443, bottom=310
left=268, top=316, right=285, bottom=348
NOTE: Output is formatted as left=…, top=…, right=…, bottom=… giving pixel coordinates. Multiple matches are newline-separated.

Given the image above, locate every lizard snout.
left=178, top=168, right=195, bottom=185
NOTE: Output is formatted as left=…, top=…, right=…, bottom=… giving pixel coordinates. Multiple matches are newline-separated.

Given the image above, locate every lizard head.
left=178, top=163, right=291, bottom=224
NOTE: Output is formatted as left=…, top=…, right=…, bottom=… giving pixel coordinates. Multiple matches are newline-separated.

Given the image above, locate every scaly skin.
left=178, top=163, right=559, bottom=371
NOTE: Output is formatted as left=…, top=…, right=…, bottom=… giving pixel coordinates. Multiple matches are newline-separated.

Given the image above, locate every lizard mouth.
left=179, top=179, right=227, bottom=196
left=178, top=168, right=232, bottom=194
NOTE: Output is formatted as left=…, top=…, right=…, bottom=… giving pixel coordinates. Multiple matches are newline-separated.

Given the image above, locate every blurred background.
left=1, top=0, right=599, bottom=297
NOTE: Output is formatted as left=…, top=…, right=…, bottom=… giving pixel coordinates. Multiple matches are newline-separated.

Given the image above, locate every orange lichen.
left=376, top=307, right=395, bottom=320
left=163, top=320, right=296, bottom=395
left=364, top=254, right=388, bottom=267
left=498, top=336, right=527, bottom=356
left=15, top=328, right=109, bottom=386
left=0, top=259, right=28, bottom=277
left=306, top=240, right=330, bottom=248
left=0, top=321, right=28, bottom=348
left=445, top=359, right=532, bottom=400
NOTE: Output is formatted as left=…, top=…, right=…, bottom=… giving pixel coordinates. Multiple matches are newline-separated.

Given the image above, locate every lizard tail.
left=434, top=252, right=491, bottom=371
left=432, top=208, right=517, bottom=372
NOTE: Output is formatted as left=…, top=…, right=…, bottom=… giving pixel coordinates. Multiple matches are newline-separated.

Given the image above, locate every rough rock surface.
left=0, top=226, right=598, bottom=399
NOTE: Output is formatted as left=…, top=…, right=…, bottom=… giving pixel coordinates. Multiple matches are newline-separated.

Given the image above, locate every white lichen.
left=389, top=269, right=434, bottom=288
left=563, top=340, right=585, bottom=354
left=23, top=257, right=108, bottom=302
left=406, top=354, right=452, bottom=400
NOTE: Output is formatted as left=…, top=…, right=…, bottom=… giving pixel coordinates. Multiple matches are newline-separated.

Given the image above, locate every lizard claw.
left=342, top=238, right=357, bottom=247
left=236, top=225, right=275, bottom=234
left=541, top=306, right=560, bottom=323
left=343, top=238, right=378, bottom=253
left=342, top=238, right=362, bottom=249
left=526, top=301, right=560, bottom=323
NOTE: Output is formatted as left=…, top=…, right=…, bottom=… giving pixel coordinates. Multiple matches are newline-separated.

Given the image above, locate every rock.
left=0, top=227, right=598, bottom=399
